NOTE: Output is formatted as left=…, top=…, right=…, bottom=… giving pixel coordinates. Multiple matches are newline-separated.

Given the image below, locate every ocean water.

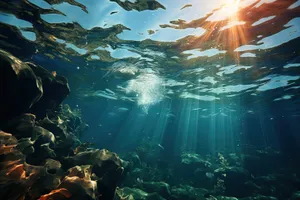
left=1, top=0, right=300, bottom=199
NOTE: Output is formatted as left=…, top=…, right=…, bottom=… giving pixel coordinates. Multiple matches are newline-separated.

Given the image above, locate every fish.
left=220, top=112, right=228, bottom=117
left=166, top=113, right=175, bottom=118
left=158, top=144, right=165, bottom=150
left=51, top=71, right=57, bottom=77
left=205, top=172, right=214, bottom=179
left=105, top=88, right=115, bottom=95
left=137, top=178, right=143, bottom=183
left=118, top=107, right=129, bottom=112
left=110, top=11, right=118, bottom=15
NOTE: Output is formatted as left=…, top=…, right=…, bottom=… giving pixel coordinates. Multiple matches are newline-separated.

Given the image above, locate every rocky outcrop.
left=140, top=181, right=171, bottom=199
left=170, top=185, right=208, bottom=200
left=114, top=187, right=165, bottom=200
left=0, top=50, right=70, bottom=123
left=26, top=62, right=70, bottom=119
left=0, top=51, right=122, bottom=200
left=0, top=50, right=43, bottom=123
left=0, top=121, right=124, bottom=200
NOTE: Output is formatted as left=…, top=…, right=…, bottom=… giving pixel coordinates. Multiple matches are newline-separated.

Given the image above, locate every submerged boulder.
left=170, top=185, right=208, bottom=200
left=181, top=153, right=212, bottom=169
left=63, top=149, right=123, bottom=199
left=0, top=49, right=43, bottom=124
left=290, top=191, right=300, bottom=200
left=1, top=113, right=36, bottom=139
left=26, top=62, right=70, bottom=119
left=140, top=181, right=171, bottom=199
left=114, top=187, right=165, bottom=200
left=0, top=50, right=70, bottom=124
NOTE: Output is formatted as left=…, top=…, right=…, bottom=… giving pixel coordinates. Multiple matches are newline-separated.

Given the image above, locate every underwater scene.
left=1, top=0, right=300, bottom=199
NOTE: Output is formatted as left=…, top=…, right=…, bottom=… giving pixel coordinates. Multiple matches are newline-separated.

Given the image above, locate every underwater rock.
left=126, top=152, right=142, bottom=168
left=16, top=137, right=35, bottom=155
left=1, top=113, right=36, bottom=139
left=44, top=158, right=62, bottom=175
left=37, top=117, right=66, bottom=138
left=240, top=195, right=278, bottom=200
left=1, top=129, right=124, bottom=200
left=0, top=50, right=43, bottom=124
left=63, top=149, right=123, bottom=199
left=290, top=191, right=300, bottom=200
left=55, top=165, right=98, bottom=200
left=252, top=173, right=300, bottom=199
left=140, top=181, right=171, bottom=199
left=176, top=153, right=212, bottom=184
left=115, top=187, right=165, bottom=200
left=27, top=168, right=61, bottom=200
left=93, top=150, right=124, bottom=200
left=63, top=149, right=122, bottom=171
left=37, top=116, right=78, bottom=157
left=242, top=148, right=283, bottom=176
left=181, top=153, right=212, bottom=168
left=216, top=197, right=239, bottom=200
left=38, top=188, right=72, bottom=200
left=32, top=126, right=56, bottom=147
left=0, top=131, right=48, bottom=200
left=0, top=131, right=18, bottom=145
left=46, top=104, right=89, bottom=138
left=26, top=62, right=70, bottom=119
left=170, top=185, right=208, bottom=200
left=214, top=166, right=250, bottom=197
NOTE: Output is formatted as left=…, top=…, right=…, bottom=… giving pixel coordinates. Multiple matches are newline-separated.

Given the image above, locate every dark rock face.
left=115, top=187, right=165, bottom=200
left=0, top=50, right=43, bottom=123
left=0, top=50, right=70, bottom=124
left=140, top=181, right=171, bottom=199
left=26, top=62, right=70, bottom=119
left=64, top=149, right=124, bottom=200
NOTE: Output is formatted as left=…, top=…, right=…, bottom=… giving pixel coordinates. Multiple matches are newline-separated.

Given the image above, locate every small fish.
left=105, top=88, right=115, bottom=95
left=220, top=112, right=228, bottom=117
left=205, top=172, right=214, bottom=179
left=108, top=112, right=116, bottom=116
left=118, top=107, right=129, bottom=112
left=158, top=144, right=165, bottom=150
left=166, top=113, right=175, bottom=118
left=110, top=11, right=118, bottom=15
left=137, top=178, right=143, bottom=183
left=51, top=71, right=57, bottom=77
left=147, top=29, right=155, bottom=35
left=192, top=108, right=202, bottom=111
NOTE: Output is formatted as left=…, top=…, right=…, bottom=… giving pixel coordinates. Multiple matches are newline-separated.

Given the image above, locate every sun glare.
left=222, top=0, right=241, bottom=13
